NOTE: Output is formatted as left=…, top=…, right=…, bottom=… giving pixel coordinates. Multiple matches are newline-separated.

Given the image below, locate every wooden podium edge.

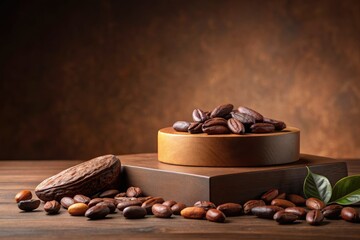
left=158, top=127, right=300, bottom=167
left=119, top=153, right=348, bottom=205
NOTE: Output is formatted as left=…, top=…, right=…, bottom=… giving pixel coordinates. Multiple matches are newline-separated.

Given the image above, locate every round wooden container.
left=158, top=127, right=300, bottom=167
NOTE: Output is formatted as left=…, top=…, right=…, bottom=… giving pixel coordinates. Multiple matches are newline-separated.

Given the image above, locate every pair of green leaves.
left=303, top=166, right=360, bottom=205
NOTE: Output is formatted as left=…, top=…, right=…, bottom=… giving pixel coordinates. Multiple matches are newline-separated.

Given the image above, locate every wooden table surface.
left=0, top=156, right=359, bottom=240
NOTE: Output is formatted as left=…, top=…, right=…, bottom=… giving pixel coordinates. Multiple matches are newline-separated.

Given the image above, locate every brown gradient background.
left=0, top=0, right=359, bottom=160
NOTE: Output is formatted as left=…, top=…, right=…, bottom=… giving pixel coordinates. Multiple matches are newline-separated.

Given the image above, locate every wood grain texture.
left=0, top=155, right=359, bottom=239
left=0, top=0, right=359, bottom=160
left=121, top=153, right=347, bottom=205
left=158, top=127, right=300, bottom=166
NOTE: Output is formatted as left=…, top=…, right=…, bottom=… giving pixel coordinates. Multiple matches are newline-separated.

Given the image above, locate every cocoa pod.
left=35, top=155, right=121, bottom=201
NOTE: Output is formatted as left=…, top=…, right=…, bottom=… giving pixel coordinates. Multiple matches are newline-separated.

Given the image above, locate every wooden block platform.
left=120, top=153, right=347, bottom=206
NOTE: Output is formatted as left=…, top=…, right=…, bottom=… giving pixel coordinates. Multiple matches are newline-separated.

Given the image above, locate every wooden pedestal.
left=119, top=153, right=347, bottom=206
left=158, top=127, right=300, bottom=166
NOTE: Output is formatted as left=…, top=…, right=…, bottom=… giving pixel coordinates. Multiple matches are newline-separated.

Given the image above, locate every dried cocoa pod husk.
left=35, top=155, right=121, bottom=201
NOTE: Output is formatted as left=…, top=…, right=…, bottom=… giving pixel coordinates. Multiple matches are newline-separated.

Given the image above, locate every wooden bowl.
left=158, top=127, right=300, bottom=167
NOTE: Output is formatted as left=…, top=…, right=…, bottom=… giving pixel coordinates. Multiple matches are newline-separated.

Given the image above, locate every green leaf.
left=303, top=166, right=332, bottom=203
left=330, top=175, right=360, bottom=205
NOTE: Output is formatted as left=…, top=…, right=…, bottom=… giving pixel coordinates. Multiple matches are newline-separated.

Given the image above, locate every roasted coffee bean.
left=286, top=194, right=306, bottom=206
left=18, top=199, right=40, bottom=212
left=227, top=118, right=245, bottom=134
left=181, top=207, right=206, bottom=219
left=194, top=201, right=216, bottom=211
left=210, top=104, right=234, bottom=118
left=60, top=197, right=75, bottom=209
left=306, top=198, right=326, bottom=210
left=188, top=122, right=203, bottom=134
left=117, top=200, right=143, bottom=211
left=44, top=200, right=61, bottom=214
left=276, top=192, right=286, bottom=199
left=152, top=204, right=172, bottom=218
left=123, top=206, right=147, bottom=219
left=137, top=196, right=153, bottom=203
left=85, top=205, right=110, bottom=220
left=230, top=111, right=256, bottom=126
left=251, top=206, right=284, bottom=219
left=114, top=192, right=127, bottom=198
left=114, top=197, right=137, bottom=205
left=192, top=109, right=208, bottom=122
left=202, top=118, right=230, bottom=134
left=90, top=192, right=101, bottom=199
left=103, top=198, right=118, bottom=206
left=224, top=113, right=233, bottom=120
left=88, top=198, right=104, bottom=208
left=203, top=117, right=228, bottom=127
left=273, top=210, right=298, bottom=224
left=173, top=121, right=191, bottom=132
left=341, top=207, right=360, bottom=222
left=306, top=210, right=324, bottom=225
left=162, top=200, right=177, bottom=208
left=271, top=199, right=296, bottom=208
left=322, top=205, right=343, bottom=219
left=171, top=203, right=187, bottom=215
left=174, top=104, right=287, bottom=135
left=250, top=123, right=275, bottom=133
left=126, top=187, right=143, bottom=198
left=206, top=209, right=226, bottom=223
left=285, top=207, right=307, bottom=219
left=202, top=125, right=231, bottom=135
left=99, top=189, right=119, bottom=198
left=216, top=203, right=243, bottom=217
left=97, top=201, right=116, bottom=213
left=261, top=189, right=279, bottom=203
left=263, top=117, right=286, bottom=130
left=114, top=196, right=135, bottom=203
left=15, top=190, right=32, bottom=203
left=243, top=200, right=266, bottom=214
left=68, top=203, right=88, bottom=216
left=238, top=106, right=263, bottom=122
left=141, top=197, right=165, bottom=214
left=73, top=194, right=91, bottom=204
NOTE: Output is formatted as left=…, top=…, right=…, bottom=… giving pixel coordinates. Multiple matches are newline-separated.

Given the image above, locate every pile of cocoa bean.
left=15, top=187, right=187, bottom=220
left=14, top=187, right=360, bottom=224
left=246, top=188, right=359, bottom=225
left=173, top=104, right=286, bottom=135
